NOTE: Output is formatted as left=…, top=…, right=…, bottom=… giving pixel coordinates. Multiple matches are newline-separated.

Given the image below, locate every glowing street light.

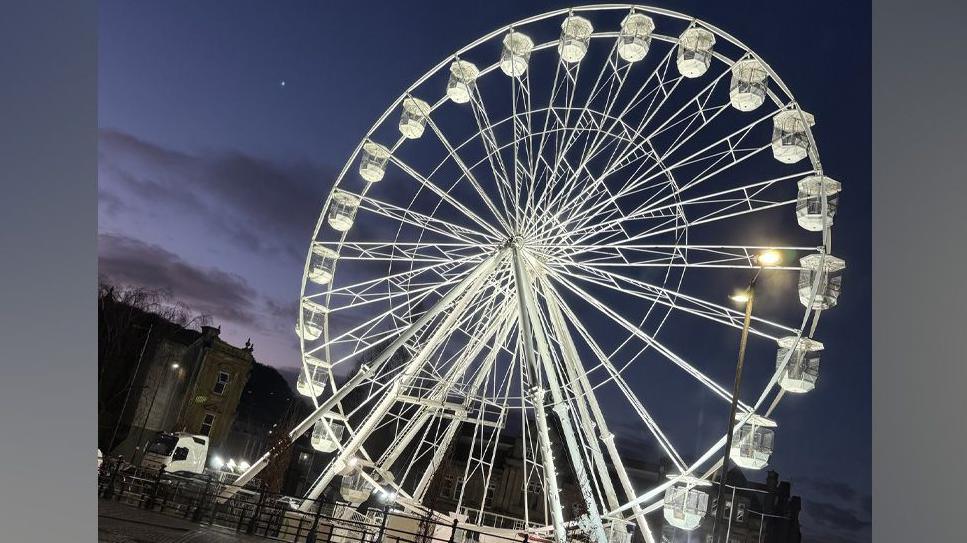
left=730, top=291, right=752, bottom=304
left=714, top=248, right=782, bottom=542
left=210, top=455, right=224, bottom=470
left=756, top=249, right=782, bottom=267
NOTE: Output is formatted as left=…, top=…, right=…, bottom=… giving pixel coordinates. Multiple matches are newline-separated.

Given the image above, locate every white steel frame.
left=224, top=6, right=840, bottom=543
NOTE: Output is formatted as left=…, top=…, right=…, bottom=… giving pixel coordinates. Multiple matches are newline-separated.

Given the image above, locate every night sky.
left=98, top=1, right=871, bottom=541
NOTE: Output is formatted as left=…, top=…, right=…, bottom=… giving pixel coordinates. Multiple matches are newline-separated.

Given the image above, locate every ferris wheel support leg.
left=299, top=249, right=509, bottom=510
left=414, top=312, right=515, bottom=502
left=378, top=304, right=511, bottom=473
left=512, top=248, right=609, bottom=543
left=220, top=249, right=508, bottom=503
left=542, top=289, right=657, bottom=543
left=511, top=249, right=567, bottom=543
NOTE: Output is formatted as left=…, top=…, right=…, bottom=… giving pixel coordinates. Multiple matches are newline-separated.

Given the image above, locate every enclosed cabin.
left=617, top=12, right=655, bottom=63
left=446, top=60, right=479, bottom=104
left=296, top=362, right=328, bottom=398
left=559, top=15, right=593, bottom=64
left=327, top=190, right=361, bottom=232
left=359, top=141, right=391, bottom=183
left=141, top=432, right=209, bottom=475
left=662, top=475, right=711, bottom=531
left=311, top=416, right=345, bottom=453
left=798, top=253, right=846, bottom=309
left=772, top=109, right=816, bottom=164
left=399, top=97, right=431, bottom=139
left=796, top=175, right=842, bottom=231
left=295, top=298, right=328, bottom=341
left=340, top=472, right=372, bottom=503
left=677, top=27, right=715, bottom=78
left=730, top=414, right=777, bottom=470
left=500, top=31, right=535, bottom=77
left=729, top=58, right=770, bottom=112
left=308, top=243, right=339, bottom=286
left=776, top=336, right=823, bottom=394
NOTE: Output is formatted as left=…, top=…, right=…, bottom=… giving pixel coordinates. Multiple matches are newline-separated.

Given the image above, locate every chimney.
left=767, top=470, right=779, bottom=491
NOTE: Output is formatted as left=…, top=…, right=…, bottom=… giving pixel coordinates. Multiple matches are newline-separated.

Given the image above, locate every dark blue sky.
left=98, top=1, right=870, bottom=541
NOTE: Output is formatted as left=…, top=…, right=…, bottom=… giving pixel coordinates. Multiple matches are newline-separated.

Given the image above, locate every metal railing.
left=97, top=457, right=538, bottom=543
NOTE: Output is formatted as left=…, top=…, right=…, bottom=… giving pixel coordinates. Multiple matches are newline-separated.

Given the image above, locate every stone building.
left=100, top=293, right=255, bottom=462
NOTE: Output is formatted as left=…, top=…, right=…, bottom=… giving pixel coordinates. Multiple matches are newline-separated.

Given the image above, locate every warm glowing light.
left=171, top=363, right=180, bottom=369
left=239, top=460, right=251, bottom=471
left=210, top=455, right=224, bottom=469
left=730, top=291, right=751, bottom=304
left=757, top=249, right=782, bottom=267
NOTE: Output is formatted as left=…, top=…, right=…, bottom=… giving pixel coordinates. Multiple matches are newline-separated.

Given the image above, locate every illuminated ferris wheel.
left=235, top=6, right=845, bottom=543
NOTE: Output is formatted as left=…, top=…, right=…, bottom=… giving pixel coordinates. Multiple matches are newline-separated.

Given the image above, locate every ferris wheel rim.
left=292, top=4, right=837, bottom=539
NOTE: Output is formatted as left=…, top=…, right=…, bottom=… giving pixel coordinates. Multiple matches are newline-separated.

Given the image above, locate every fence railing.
left=97, top=457, right=542, bottom=543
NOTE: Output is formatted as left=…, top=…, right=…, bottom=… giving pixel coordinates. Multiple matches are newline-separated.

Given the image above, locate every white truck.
left=141, top=432, right=209, bottom=474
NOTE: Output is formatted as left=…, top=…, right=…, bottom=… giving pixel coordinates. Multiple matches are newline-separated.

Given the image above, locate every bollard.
left=447, top=518, right=459, bottom=543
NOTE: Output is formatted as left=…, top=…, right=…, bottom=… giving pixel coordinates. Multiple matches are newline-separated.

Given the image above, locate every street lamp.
left=712, top=249, right=781, bottom=542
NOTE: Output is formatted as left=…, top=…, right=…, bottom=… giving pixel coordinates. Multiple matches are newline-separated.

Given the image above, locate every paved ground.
left=98, top=499, right=274, bottom=543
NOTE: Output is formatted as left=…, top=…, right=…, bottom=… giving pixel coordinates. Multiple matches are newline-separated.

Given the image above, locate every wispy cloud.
left=804, top=498, right=871, bottom=532
left=98, top=129, right=332, bottom=262
left=98, top=232, right=260, bottom=326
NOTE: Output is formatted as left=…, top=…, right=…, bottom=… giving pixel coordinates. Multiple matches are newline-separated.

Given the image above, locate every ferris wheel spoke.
left=537, top=47, right=675, bottom=226
left=313, top=254, right=482, bottom=308
left=609, top=65, right=732, bottom=177
left=387, top=156, right=507, bottom=239
left=467, top=85, right=520, bottom=228
left=550, top=243, right=811, bottom=271
left=551, top=57, right=729, bottom=226
left=541, top=38, right=627, bottom=199
left=563, top=103, right=781, bottom=238
left=355, top=193, right=498, bottom=245
left=544, top=268, right=753, bottom=411
left=307, top=268, right=477, bottom=361
left=566, top=165, right=803, bottom=250
left=548, top=258, right=797, bottom=339
left=422, top=106, right=517, bottom=234
left=537, top=279, right=687, bottom=471
left=559, top=170, right=809, bottom=248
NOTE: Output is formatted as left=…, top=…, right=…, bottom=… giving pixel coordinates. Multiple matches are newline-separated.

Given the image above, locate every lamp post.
left=712, top=249, right=780, bottom=543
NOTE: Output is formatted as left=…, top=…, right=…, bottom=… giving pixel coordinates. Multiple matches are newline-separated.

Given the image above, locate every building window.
left=526, top=478, right=541, bottom=496
left=213, top=370, right=231, bottom=395
left=200, top=412, right=216, bottom=436
left=735, top=501, right=747, bottom=523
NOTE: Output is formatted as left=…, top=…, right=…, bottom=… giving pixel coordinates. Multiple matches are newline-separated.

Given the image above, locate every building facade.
left=105, top=315, right=254, bottom=462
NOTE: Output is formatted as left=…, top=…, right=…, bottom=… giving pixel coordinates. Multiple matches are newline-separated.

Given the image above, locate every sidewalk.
left=98, top=499, right=276, bottom=543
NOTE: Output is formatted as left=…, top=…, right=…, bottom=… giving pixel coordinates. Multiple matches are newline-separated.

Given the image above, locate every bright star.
left=280, top=80, right=286, bottom=87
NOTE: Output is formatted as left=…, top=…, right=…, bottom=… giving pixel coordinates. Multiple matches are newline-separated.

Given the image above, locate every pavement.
left=98, top=499, right=276, bottom=543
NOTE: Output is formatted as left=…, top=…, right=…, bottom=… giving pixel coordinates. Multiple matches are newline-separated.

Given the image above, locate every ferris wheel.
left=233, top=5, right=846, bottom=543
